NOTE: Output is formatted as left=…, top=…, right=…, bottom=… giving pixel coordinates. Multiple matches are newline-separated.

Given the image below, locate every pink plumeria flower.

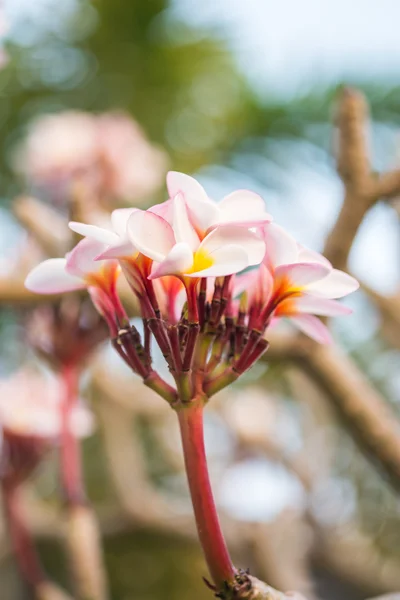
left=0, top=369, right=94, bottom=484
left=0, top=369, right=94, bottom=441
left=127, top=193, right=266, bottom=280
left=69, top=207, right=138, bottom=259
left=167, top=171, right=272, bottom=235
left=25, top=238, right=125, bottom=335
left=236, top=223, right=359, bottom=343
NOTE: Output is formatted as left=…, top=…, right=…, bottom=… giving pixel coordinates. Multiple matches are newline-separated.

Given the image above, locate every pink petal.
left=167, top=171, right=218, bottom=232
left=200, top=225, right=265, bottom=266
left=306, top=269, right=359, bottom=298
left=292, top=295, right=352, bottom=316
left=233, top=270, right=259, bottom=297
left=149, top=199, right=173, bottom=222
left=234, top=265, right=273, bottom=306
left=111, top=208, right=138, bottom=238
left=69, top=222, right=119, bottom=245
left=288, top=314, right=333, bottom=344
left=172, top=193, right=200, bottom=250
left=263, top=223, right=298, bottom=269
left=65, top=238, right=108, bottom=278
left=275, top=262, right=331, bottom=287
left=25, top=259, right=85, bottom=294
left=218, top=190, right=272, bottom=225
left=127, top=210, right=175, bottom=262
left=187, top=245, right=248, bottom=278
left=149, top=243, right=193, bottom=279
left=96, top=242, right=136, bottom=260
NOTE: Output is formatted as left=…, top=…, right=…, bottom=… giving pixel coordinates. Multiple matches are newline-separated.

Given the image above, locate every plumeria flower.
left=25, top=238, right=125, bottom=335
left=13, top=111, right=168, bottom=203
left=167, top=171, right=272, bottom=235
left=69, top=208, right=137, bottom=259
left=0, top=369, right=94, bottom=485
left=0, top=369, right=94, bottom=440
left=236, top=223, right=359, bottom=343
left=127, top=193, right=266, bottom=280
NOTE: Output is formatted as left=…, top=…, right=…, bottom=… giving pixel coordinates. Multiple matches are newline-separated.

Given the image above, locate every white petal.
left=65, top=238, right=108, bottom=277
left=69, top=222, right=119, bottom=245
left=127, top=210, right=175, bottom=262
left=264, top=223, right=298, bottom=268
left=297, top=245, right=331, bottom=267
left=111, top=208, right=137, bottom=238
left=275, top=262, right=331, bottom=287
left=25, top=259, right=85, bottom=294
left=293, top=295, right=352, bottom=316
left=288, top=314, right=333, bottom=344
left=149, top=243, right=193, bottom=279
left=167, top=171, right=218, bottom=232
left=306, top=269, right=359, bottom=298
left=187, top=245, right=248, bottom=277
left=199, top=225, right=265, bottom=266
left=218, top=190, right=271, bottom=225
left=172, top=193, right=200, bottom=250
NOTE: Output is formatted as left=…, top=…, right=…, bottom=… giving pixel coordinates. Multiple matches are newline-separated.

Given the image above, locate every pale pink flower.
left=127, top=194, right=266, bottom=279
left=0, top=10, right=9, bottom=69
left=236, top=223, right=359, bottom=343
left=69, top=207, right=138, bottom=260
left=0, top=369, right=93, bottom=440
left=166, top=171, right=272, bottom=234
left=14, top=111, right=168, bottom=203
left=14, top=112, right=99, bottom=185
left=25, top=238, right=125, bottom=335
left=96, top=113, right=168, bottom=200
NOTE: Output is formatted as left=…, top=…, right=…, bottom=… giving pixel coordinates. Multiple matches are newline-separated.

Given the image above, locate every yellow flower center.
left=187, top=248, right=214, bottom=274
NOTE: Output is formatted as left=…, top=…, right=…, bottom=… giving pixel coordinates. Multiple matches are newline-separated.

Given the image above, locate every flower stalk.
left=177, top=402, right=236, bottom=589
left=60, top=363, right=85, bottom=506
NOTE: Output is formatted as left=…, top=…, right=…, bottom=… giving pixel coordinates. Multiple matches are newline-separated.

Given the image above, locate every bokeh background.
left=0, top=1, right=399, bottom=599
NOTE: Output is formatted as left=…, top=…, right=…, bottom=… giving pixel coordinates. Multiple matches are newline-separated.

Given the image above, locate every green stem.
left=204, top=367, right=239, bottom=398
left=177, top=402, right=236, bottom=588
left=144, top=370, right=178, bottom=404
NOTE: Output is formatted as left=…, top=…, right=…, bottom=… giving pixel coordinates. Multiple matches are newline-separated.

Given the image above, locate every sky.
left=176, top=0, right=400, bottom=97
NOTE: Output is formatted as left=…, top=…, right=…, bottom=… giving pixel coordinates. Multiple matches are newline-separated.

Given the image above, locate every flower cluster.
left=25, top=172, right=358, bottom=404
left=0, top=369, right=93, bottom=486
left=14, top=111, right=168, bottom=204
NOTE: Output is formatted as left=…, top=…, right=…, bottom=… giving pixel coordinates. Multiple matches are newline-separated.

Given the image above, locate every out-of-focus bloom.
left=236, top=223, right=359, bottom=343
left=25, top=238, right=126, bottom=335
left=0, top=9, right=9, bottom=69
left=0, top=369, right=93, bottom=440
left=0, top=369, right=93, bottom=485
left=127, top=194, right=265, bottom=279
left=14, top=111, right=168, bottom=203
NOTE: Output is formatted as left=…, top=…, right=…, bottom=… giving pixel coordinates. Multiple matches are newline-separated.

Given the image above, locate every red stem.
left=2, top=482, right=45, bottom=587
left=60, top=363, right=85, bottom=506
left=178, top=403, right=236, bottom=587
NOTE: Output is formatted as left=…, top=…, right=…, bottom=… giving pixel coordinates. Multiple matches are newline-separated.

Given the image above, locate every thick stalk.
left=177, top=402, right=236, bottom=588
left=60, top=364, right=85, bottom=505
